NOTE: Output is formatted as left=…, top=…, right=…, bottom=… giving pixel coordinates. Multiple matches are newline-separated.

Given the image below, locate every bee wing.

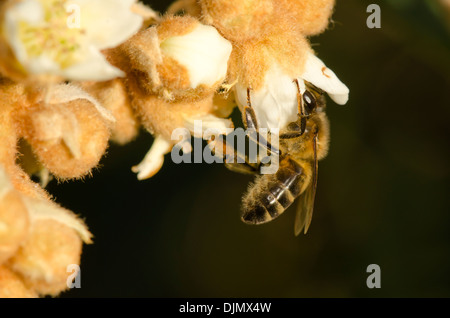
left=294, top=177, right=317, bottom=235
left=294, top=134, right=318, bottom=236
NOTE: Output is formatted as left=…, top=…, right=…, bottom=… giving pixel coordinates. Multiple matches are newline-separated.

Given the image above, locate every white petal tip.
left=132, top=136, right=172, bottom=180
left=185, top=114, right=234, bottom=138
left=23, top=196, right=93, bottom=243
left=329, top=90, right=349, bottom=105
left=132, top=160, right=164, bottom=180
left=302, top=52, right=350, bottom=105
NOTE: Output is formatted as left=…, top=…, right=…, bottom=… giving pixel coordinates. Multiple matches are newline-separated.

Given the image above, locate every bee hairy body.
left=240, top=104, right=329, bottom=230
left=241, top=156, right=312, bottom=224
left=223, top=83, right=331, bottom=234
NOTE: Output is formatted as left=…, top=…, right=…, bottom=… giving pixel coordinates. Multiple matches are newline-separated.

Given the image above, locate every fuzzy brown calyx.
left=110, top=15, right=232, bottom=102
left=167, top=0, right=202, bottom=18
left=78, top=79, right=139, bottom=146
left=18, top=92, right=111, bottom=180
left=227, top=30, right=312, bottom=90
left=0, top=266, right=37, bottom=298
left=0, top=189, right=30, bottom=264
left=7, top=219, right=82, bottom=296
left=200, top=0, right=274, bottom=42
left=278, top=0, right=336, bottom=36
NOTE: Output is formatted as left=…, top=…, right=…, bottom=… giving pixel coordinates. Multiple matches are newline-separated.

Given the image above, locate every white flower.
left=160, top=23, right=232, bottom=88
left=2, top=0, right=143, bottom=81
left=234, top=52, right=349, bottom=130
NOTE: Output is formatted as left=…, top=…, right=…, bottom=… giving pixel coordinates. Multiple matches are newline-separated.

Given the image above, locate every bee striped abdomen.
left=241, top=157, right=304, bottom=224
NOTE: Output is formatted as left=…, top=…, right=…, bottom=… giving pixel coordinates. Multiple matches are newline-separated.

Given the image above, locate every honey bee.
left=219, top=81, right=329, bottom=235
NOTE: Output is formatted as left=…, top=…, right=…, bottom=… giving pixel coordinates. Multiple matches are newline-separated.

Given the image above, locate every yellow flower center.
left=17, top=0, right=84, bottom=69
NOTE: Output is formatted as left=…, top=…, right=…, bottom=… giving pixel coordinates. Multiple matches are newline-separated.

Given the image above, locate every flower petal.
left=23, top=196, right=92, bottom=243
left=2, top=0, right=44, bottom=67
left=47, top=83, right=115, bottom=123
left=184, top=114, right=234, bottom=138
left=131, top=1, right=159, bottom=22
left=69, top=0, right=143, bottom=50
left=301, top=52, right=350, bottom=105
left=234, top=64, right=298, bottom=130
left=131, top=136, right=172, bottom=180
left=5, top=0, right=43, bottom=24
left=160, top=23, right=232, bottom=88
left=60, top=45, right=125, bottom=82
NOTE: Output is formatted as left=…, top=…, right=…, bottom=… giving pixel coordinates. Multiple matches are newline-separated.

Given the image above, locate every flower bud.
left=78, top=79, right=139, bottom=145
left=0, top=266, right=37, bottom=298
left=117, top=15, right=232, bottom=101
left=131, top=91, right=233, bottom=179
left=278, top=0, right=336, bottom=36
left=20, top=85, right=111, bottom=179
left=200, top=0, right=274, bottom=42
left=8, top=219, right=82, bottom=296
left=133, top=86, right=232, bottom=142
left=0, top=168, right=30, bottom=264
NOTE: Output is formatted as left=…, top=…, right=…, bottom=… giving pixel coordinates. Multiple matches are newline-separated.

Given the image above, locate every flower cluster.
left=0, top=0, right=348, bottom=297
left=198, top=0, right=349, bottom=130
left=0, top=0, right=146, bottom=297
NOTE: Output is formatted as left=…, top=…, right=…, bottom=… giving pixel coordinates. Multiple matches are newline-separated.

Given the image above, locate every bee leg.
left=208, top=134, right=261, bottom=175
left=225, top=162, right=259, bottom=175
left=293, top=79, right=307, bottom=135
left=280, top=131, right=303, bottom=139
left=244, top=87, right=280, bottom=156
left=242, top=87, right=259, bottom=130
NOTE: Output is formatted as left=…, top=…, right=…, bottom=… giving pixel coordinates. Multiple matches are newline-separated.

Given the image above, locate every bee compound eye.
left=303, top=91, right=316, bottom=115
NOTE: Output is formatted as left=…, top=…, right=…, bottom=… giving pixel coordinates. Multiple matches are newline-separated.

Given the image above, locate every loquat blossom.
left=0, top=0, right=144, bottom=82
left=199, top=0, right=349, bottom=130
left=233, top=51, right=349, bottom=130
left=108, top=15, right=234, bottom=180
left=0, top=0, right=349, bottom=297
left=0, top=76, right=107, bottom=296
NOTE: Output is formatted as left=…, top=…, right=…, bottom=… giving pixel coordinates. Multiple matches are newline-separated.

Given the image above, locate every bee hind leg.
left=224, top=162, right=259, bottom=175
left=208, top=134, right=260, bottom=175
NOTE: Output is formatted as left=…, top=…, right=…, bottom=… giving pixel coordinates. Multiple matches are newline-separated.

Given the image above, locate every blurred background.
left=54, top=0, right=450, bottom=297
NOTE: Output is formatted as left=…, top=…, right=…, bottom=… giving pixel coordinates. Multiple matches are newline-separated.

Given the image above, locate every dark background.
left=53, top=0, right=450, bottom=297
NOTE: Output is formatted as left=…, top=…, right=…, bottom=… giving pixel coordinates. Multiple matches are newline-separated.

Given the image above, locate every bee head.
left=280, top=83, right=326, bottom=141
left=302, top=90, right=317, bottom=116
left=303, top=83, right=326, bottom=116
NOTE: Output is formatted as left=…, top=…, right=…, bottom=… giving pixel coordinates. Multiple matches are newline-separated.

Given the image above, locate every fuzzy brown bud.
left=0, top=266, right=37, bottom=298
left=8, top=219, right=82, bottom=296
